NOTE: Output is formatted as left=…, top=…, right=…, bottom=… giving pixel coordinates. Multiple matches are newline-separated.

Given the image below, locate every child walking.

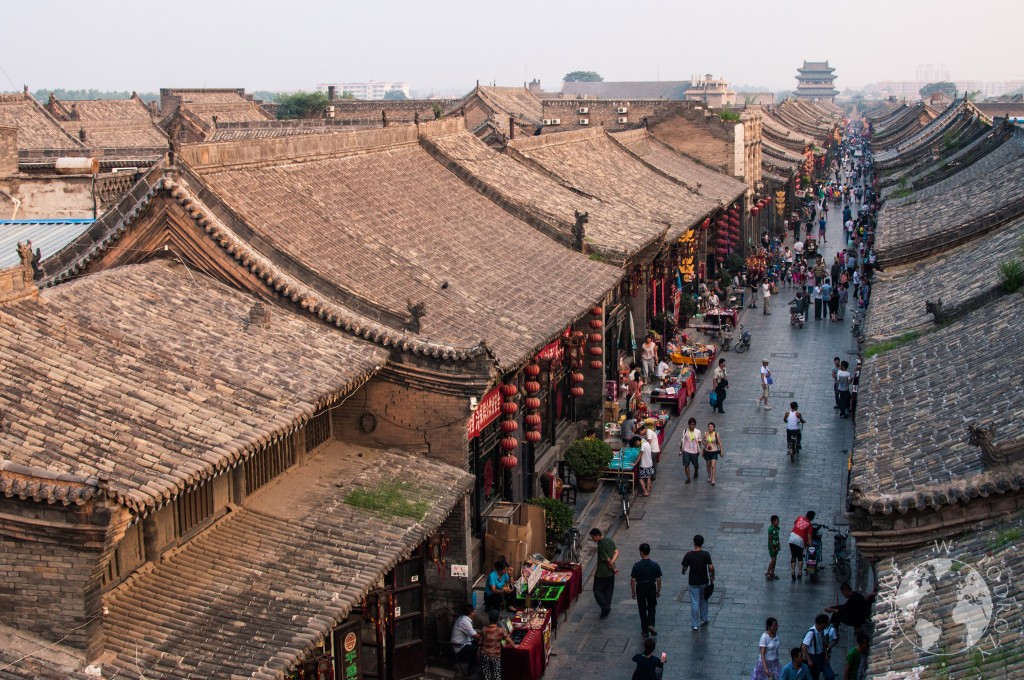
left=766, top=515, right=781, bottom=580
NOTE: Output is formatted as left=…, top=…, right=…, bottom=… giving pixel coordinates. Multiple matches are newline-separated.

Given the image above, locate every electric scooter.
left=806, top=524, right=825, bottom=582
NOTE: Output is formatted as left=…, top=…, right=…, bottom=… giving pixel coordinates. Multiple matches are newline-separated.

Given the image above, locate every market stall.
left=650, top=367, right=697, bottom=416
left=600, top=445, right=640, bottom=492
left=501, top=608, right=551, bottom=680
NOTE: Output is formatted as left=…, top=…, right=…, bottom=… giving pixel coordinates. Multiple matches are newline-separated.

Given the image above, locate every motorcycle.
left=733, top=325, right=751, bottom=353
left=806, top=524, right=825, bottom=582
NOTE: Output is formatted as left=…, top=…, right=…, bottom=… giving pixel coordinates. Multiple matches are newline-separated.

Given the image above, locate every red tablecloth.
left=501, top=610, right=551, bottom=680
left=706, top=308, right=738, bottom=327
left=651, top=388, right=687, bottom=416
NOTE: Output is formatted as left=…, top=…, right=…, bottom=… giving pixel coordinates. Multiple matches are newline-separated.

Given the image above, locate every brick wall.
left=424, top=496, right=473, bottom=652
left=0, top=125, right=16, bottom=176
left=325, top=99, right=460, bottom=126
left=540, top=100, right=681, bottom=133
left=0, top=496, right=119, bottom=657
left=0, top=175, right=96, bottom=220
left=0, top=258, right=37, bottom=304
left=649, top=109, right=735, bottom=175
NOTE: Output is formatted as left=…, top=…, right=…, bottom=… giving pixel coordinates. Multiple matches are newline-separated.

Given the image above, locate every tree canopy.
left=383, top=89, right=408, bottom=101
left=275, top=91, right=329, bottom=119
left=563, top=71, right=603, bottom=83
left=919, top=82, right=958, bottom=100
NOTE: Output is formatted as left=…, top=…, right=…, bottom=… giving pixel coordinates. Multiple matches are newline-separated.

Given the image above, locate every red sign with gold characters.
left=468, top=385, right=503, bottom=439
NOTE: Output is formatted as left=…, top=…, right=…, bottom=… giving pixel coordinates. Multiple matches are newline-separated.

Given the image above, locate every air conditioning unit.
left=543, top=119, right=554, bottom=125
left=579, top=118, right=590, bottom=125
left=325, top=106, right=335, bottom=113
left=617, top=117, right=628, bottom=124
left=616, top=107, right=628, bottom=114
left=578, top=107, right=589, bottom=114
left=549, top=118, right=561, bottom=125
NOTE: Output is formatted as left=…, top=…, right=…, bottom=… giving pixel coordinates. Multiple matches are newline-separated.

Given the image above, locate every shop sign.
left=341, top=631, right=359, bottom=680
left=535, top=338, right=564, bottom=362
left=468, top=385, right=503, bottom=439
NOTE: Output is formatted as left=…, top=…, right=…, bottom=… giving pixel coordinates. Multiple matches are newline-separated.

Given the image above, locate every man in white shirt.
left=679, top=418, right=702, bottom=484
left=451, top=604, right=479, bottom=665
left=655, top=358, right=671, bottom=380
left=761, top=281, right=771, bottom=315
left=634, top=431, right=655, bottom=496
left=759, top=359, right=773, bottom=410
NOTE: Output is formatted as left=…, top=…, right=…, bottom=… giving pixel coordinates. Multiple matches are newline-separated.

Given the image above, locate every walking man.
left=590, top=528, right=618, bottom=618
left=836, top=361, right=852, bottom=419
left=680, top=535, right=714, bottom=631
left=758, top=359, right=773, bottom=410
left=712, top=358, right=728, bottom=414
left=802, top=614, right=836, bottom=680
left=831, top=357, right=841, bottom=410
left=679, top=418, right=702, bottom=483
left=762, top=280, right=772, bottom=314
left=630, top=543, right=663, bottom=637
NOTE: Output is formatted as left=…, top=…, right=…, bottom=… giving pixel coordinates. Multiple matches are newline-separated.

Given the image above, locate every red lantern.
left=716, top=255, right=725, bottom=263
left=590, top=359, right=604, bottom=370
left=702, top=218, right=710, bottom=229
left=589, top=346, right=603, bottom=356
left=590, top=319, right=603, bottom=329
left=501, top=454, right=519, bottom=468
left=572, top=330, right=585, bottom=339
left=716, top=219, right=728, bottom=229
left=499, top=384, right=518, bottom=398
left=525, top=380, right=541, bottom=394
left=590, top=306, right=603, bottom=316
left=570, top=386, right=585, bottom=398
left=525, top=363, right=541, bottom=378
left=525, top=397, right=541, bottom=410
left=751, top=206, right=759, bottom=215
left=525, top=430, right=542, bottom=444
left=571, top=372, right=585, bottom=384
left=525, top=414, right=542, bottom=427
left=500, top=420, right=518, bottom=433
left=500, top=437, right=518, bottom=451
left=501, top=402, right=519, bottom=415
left=589, top=332, right=602, bottom=343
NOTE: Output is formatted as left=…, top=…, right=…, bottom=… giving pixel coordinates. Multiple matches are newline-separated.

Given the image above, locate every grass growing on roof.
left=862, top=330, right=921, bottom=359
left=345, top=480, right=429, bottom=520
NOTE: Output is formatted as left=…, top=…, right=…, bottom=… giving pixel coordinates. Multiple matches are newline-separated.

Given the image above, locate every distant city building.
left=794, top=61, right=839, bottom=102
left=318, top=81, right=410, bottom=100
left=684, top=74, right=737, bottom=107
left=916, top=63, right=951, bottom=83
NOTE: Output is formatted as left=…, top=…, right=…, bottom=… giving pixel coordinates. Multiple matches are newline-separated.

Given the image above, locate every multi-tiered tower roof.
left=794, top=61, right=839, bottom=101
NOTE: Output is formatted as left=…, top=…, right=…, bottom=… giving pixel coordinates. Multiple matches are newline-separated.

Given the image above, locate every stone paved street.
left=546, top=196, right=863, bottom=679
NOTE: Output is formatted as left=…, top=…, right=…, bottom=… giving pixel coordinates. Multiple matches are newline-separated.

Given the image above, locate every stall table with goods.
left=667, top=341, right=717, bottom=372
left=600, top=445, right=640, bottom=493
left=501, top=607, right=551, bottom=680
left=650, top=368, right=696, bottom=416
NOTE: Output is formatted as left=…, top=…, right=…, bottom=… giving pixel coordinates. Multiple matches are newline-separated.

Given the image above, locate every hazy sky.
left=3, top=0, right=1022, bottom=95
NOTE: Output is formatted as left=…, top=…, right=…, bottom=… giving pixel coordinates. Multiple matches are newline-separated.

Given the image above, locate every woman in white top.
left=751, top=617, right=781, bottom=680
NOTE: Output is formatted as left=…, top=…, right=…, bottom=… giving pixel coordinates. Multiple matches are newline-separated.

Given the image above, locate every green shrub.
left=527, top=496, right=575, bottom=545
left=723, top=253, right=745, bottom=275
left=998, top=259, right=1024, bottom=293
left=565, top=438, right=613, bottom=478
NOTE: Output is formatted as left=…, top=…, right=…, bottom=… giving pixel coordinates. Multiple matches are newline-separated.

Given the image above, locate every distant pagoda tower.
left=794, top=61, right=839, bottom=101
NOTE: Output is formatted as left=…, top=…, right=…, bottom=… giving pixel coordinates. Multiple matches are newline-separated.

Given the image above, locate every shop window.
left=244, top=436, right=297, bottom=495
left=305, top=409, right=332, bottom=451
left=175, top=483, right=214, bottom=537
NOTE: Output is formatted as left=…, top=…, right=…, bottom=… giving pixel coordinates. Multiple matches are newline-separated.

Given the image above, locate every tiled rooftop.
left=849, top=293, right=1024, bottom=516
left=508, top=128, right=719, bottom=240
left=0, top=259, right=386, bottom=511
left=868, top=512, right=1024, bottom=678
left=874, top=133, right=1024, bottom=265
left=865, top=215, right=1024, bottom=340
left=610, top=129, right=746, bottom=206
left=101, top=442, right=473, bottom=680
left=185, top=123, right=622, bottom=368
left=423, top=128, right=666, bottom=264
left=0, top=93, right=84, bottom=153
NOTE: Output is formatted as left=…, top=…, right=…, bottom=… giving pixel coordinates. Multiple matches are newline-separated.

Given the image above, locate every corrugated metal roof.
left=0, top=219, right=94, bottom=268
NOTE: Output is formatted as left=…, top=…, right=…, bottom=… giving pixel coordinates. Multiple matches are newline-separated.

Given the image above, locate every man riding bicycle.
left=784, top=402, right=806, bottom=453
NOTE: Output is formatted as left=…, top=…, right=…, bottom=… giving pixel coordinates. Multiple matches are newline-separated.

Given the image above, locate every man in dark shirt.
left=825, top=582, right=871, bottom=634
left=680, top=534, right=714, bottom=630
left=590, top=528, right=618, bottom=618
left=630, top=543, right=663, bottom=637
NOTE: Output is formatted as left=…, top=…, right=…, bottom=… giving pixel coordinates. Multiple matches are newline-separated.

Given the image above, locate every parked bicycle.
left=617, top=466, right=631, bottom=528
left=826, top=525, right=852, bottom=583
left=561, top=526, right=582, bottom=563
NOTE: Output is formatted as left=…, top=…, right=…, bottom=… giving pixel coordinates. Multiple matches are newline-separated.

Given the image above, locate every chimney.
left=509, top=116, right=515, bottom=140
left=328, top=85, right=336, bottom=100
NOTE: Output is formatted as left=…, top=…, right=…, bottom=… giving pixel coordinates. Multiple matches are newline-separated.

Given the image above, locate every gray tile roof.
left=508, top=128, right=720, bottom=240
left=874, top=133, right=1024, bottom=265
left=101, top=443, right=474, bottom=680
left=868, top=511, right=1024, bottom=678
left=0, top=259, right=387, bottom=512
left=849, top=293, right=1024, bottom=515
left=866, top=216, right=1024, bottom=340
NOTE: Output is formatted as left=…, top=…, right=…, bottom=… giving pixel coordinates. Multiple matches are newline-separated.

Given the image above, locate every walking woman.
left=703, top=422, right=724, bottom=486
left=751, top=617, right=782, bottom=680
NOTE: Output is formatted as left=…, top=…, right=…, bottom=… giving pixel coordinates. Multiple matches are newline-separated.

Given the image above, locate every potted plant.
left=564, top=438, right=613, bottom=492
left=527, top=496, right=575, bottom=557
left=677, top=294, right=697, bottom=329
